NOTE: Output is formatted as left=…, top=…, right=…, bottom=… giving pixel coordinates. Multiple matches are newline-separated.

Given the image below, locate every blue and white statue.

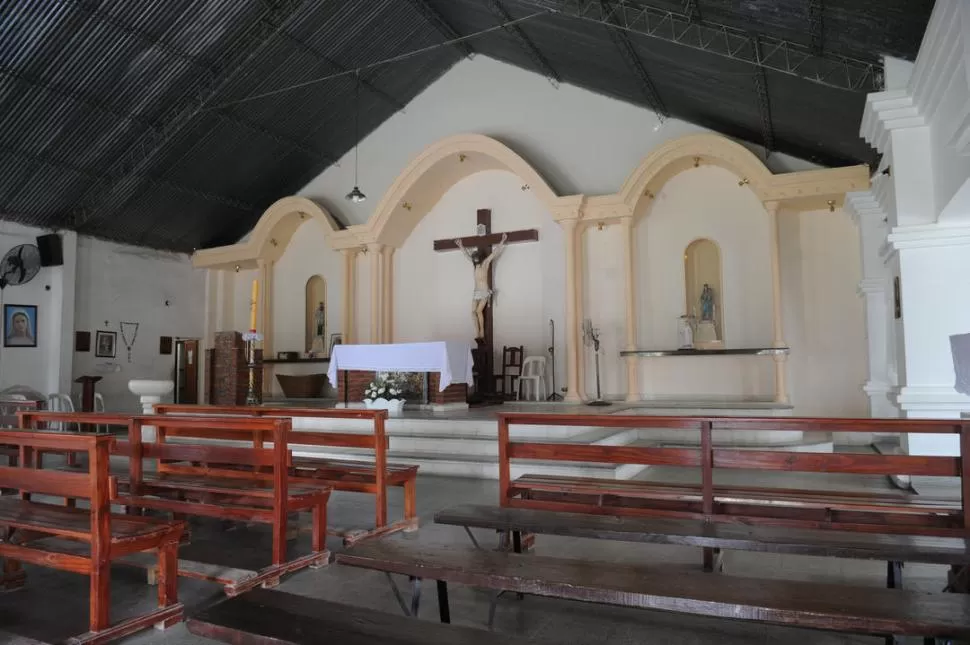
left=700, top=283, right=715, bottom=322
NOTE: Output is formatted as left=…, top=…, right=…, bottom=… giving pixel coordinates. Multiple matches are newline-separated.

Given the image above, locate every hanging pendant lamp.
left=346, top=70, right=366, bottom=203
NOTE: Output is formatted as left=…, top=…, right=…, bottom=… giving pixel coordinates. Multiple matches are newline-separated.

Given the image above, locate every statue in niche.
left=310, top=302, right=326, bottom=354
left=700, top=283, right=715, bottom=321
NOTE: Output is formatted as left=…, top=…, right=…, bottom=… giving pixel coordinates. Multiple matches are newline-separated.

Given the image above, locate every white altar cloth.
left=327, top=341, right=474, bottom=392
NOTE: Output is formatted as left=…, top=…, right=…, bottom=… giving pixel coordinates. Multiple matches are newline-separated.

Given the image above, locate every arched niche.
left=684, top=238, right=723, bottom=340
left=306, top=275, right=327, bottom=353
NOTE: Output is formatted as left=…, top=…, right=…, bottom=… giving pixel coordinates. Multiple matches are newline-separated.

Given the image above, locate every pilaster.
left=382, top=246, right=395, bottom=343
left=620, top=216, right=639, bottom=401
left=764, top=201, right=789, bottom=404
left=846, top=190, right=898, bottom=418
left=560, top=218, right=581, bottom=403
left=342, top=248, right=358, bottom=345
left=367, top=243, right=384, bottom=344
left=257, top=258, right=274, bottom=358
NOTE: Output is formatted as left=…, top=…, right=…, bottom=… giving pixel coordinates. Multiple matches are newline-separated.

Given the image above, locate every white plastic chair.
left=46, top=393, right=75, bottom=431
left=516, top=356, right=547, bottom=401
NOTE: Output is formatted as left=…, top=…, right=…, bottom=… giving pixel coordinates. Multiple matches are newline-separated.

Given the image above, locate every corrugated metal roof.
left=0, top=0, right=932, bottom=252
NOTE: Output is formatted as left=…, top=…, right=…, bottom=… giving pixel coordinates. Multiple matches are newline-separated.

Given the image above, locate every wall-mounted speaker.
left=36, top=233, right=63, bottom=267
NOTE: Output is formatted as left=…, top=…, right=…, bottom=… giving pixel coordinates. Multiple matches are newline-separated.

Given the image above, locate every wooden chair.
left=0, top=430, right=183, bottom=643
left=496, top=345, right=523, bottom=399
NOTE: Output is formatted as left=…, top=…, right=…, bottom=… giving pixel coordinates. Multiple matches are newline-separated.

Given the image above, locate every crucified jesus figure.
left=456, top=233, right=508, bottom=340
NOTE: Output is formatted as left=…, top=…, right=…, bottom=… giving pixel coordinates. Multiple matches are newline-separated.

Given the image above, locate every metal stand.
left=243, top=331, right=262, bottom=406
left=587, top=351, right=611, bottom=407
left=547, top=319, right=563, bottom=401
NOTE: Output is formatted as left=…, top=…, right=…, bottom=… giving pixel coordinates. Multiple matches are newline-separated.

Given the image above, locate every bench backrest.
left=152, top=403, right=388, bottom=482
left=0, top=399, right=39, bottom=428
left=128, top=415, right=292, bottom=488
left=497, top=413, right=970, bottom=537
left=0, top=430, right=116, bottom=542
left=18, top=410, right=133, bottom=431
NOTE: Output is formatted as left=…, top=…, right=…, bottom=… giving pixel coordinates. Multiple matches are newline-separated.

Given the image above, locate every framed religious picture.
left=328, top=333, right=343, bottom=358
left=4, top=305, right=37, bottom=348
left=95, top=330, right=117, bottom=358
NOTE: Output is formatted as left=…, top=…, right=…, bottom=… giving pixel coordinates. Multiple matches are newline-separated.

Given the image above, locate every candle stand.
left=242, top=330, right=263, bottom=406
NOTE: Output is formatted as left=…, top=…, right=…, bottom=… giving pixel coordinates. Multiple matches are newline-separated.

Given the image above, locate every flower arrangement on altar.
left=363, top=372, right=407, bottom=416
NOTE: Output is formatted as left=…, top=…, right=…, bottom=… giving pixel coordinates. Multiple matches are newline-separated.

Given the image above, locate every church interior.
left=1, top=0, right=970, bottom=643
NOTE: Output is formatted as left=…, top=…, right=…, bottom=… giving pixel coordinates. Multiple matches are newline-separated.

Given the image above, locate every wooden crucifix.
left=433, top=209, right=538, bottom=400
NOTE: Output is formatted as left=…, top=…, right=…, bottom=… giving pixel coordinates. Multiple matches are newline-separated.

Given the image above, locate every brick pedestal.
left=337, top=370, right=467, bottom=407
left=212, top=331, right=263, bottom=405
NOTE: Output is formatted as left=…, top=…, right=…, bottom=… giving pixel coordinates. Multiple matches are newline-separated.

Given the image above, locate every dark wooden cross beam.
left=433, top=209, right=539, bottom=401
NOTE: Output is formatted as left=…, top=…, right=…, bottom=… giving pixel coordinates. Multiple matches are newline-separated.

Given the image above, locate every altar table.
left=328, top=341, right=473, bottom=408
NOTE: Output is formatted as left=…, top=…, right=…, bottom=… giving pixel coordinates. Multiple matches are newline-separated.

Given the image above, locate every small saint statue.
left=700, top=283, right=715, bottom=322
left=456, top=233, right=508, bottom=340
left=310, top=302, right=326, bottom=354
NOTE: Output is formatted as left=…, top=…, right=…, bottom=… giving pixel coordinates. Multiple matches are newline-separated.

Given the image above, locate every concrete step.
left=640, top=431, right=835, bottom=452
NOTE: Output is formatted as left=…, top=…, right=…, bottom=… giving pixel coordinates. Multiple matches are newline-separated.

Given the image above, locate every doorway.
left=174, top=338, right=200, bottom=404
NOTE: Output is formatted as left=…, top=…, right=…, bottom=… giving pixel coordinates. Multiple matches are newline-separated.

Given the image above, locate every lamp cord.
left=354, top=70, right=360, bottom=185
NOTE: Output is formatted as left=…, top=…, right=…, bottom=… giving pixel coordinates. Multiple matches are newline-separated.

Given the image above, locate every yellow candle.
left=250, top=279, right=258, bottom=330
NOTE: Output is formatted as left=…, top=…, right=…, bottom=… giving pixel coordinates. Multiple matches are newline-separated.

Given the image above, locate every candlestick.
left=249, top=279, right=258, bottom=330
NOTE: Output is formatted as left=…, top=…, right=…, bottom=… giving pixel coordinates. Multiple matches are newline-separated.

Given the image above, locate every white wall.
left=0, top=222, right=75, bottom=397
left=299, top=57, right=820, bottom=228
left=73, top=237, right=206, bottom=412
left=291, top=56, right=868, bottom=415
left=394, top=170, right=566, bottom=389
left=271, top=219, right=344, bottom=353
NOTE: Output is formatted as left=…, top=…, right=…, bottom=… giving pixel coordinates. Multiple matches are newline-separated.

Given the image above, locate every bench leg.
left=157, top=540, right=179, bottom=613
left=703, top=548, right=722, bottom=573
left=410, top=576, right=422, bottom=617
left=887, top=560, right=903, bottom=589
left=403, top=478, right=418, bottom=531
left=311, top=503, right=327, bottom=555
left=89, top=561, right=110, bottom=633
left=436, top=580, right=450, bottom=624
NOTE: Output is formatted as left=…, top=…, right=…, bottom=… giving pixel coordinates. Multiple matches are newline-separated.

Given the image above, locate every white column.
left=560, top=219, right=581, bottom=403
left=367, top=243, right=384, bottom=343
left=764, top=201, right=789, bottom=404
left=342, top=248, right=357, bottom=344
left=49, top=231, right=77, bottom=395
left=620, top=216, right=639, bottom=401
left=846, top=191, right=898, bottom=417
left=382, top=246, right=395, bottom=343
left=858, top=0, right=970, bottom=457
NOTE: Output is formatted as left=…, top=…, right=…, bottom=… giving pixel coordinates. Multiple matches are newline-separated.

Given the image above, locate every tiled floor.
left=0, top=473, right=958, bottom=645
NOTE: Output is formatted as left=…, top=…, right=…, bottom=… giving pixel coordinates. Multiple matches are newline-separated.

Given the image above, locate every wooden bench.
left=337, top=540, right=970, bottom=643
left=117, top=414, right=333, bottom=595
left=18, top=411, right=135, bottom=468
left=0, top=430, right=183, bottom=644
left=1, top=400, right=41, bottom=467
left=498, top=413, right=968, bottom=535
left=153, top=404, right=419, bottom=544
left=187, top=588, right=538, bottom=645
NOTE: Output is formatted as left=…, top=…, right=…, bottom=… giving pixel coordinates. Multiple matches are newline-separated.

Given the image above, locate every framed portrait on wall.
left=95, top=330, right=117, bottom=358
left=328, top=333, right=343, bottom=358
left=4, top=305, right=37, bottom=348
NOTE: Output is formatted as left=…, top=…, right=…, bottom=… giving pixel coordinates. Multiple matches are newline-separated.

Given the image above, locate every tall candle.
left=250, top=279, right=258, bottom=330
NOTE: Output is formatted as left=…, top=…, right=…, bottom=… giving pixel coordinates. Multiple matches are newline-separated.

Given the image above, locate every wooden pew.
left=337, top=540, right=970, bottom=643
left=118, top=414, right=332, bottom=595
left=1, top=399, right=40, bottom=467
left=0, top=430, right=183, bottom=644
left=18, top=411, right=134, bottom=468
left=153, top=404, right=418, bottom=544
left=496, top=414, right=968, bottom=534
left=187, top=588, right=541, bottom=645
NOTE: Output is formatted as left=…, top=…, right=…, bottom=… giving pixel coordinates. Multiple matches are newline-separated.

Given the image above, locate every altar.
left=327, top=341, right=474, bottom=410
